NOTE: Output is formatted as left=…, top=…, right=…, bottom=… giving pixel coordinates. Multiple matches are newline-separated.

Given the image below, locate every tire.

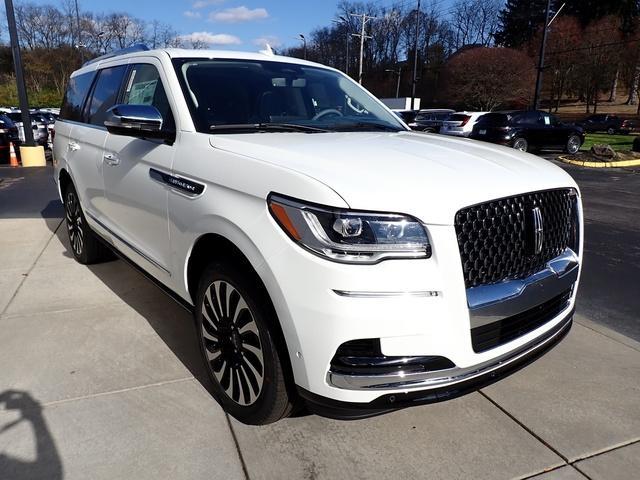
left=512, top=137, right=528, bottom=152
left=63, top=183, right=111, bottom=264
left=566, top=135, right=582, bottom=154
left=606, top=127, right=615, bottom=135
left=195, top=261, right=293, bottom=425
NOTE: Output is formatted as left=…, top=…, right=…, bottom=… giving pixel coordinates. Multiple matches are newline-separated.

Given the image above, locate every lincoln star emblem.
left=531, top=206, right=544, bottom=255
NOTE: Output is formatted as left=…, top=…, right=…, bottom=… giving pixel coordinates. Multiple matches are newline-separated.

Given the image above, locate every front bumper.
left=300, top=314, right=573, bottom=419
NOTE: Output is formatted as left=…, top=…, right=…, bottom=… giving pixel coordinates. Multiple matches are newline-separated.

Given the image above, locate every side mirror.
left=104, top=104, right=172, bottom=141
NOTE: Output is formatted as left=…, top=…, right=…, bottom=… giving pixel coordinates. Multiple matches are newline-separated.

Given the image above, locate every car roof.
left=71, top=47, right=331, bottom=77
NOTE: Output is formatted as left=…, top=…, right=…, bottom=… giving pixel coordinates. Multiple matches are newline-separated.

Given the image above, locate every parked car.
left=31, top=111, right=56, bottom=147
left=3, top=110, right=49, bottom=148
left=575, top=114, right=623, bottom=134
left=408, top=109, right=455, bottom=133
left=440, top=111, right=489, bottom=137
left=0, top=114, right=20, bottom=163
left=619, top=118, right=640, bottom=134
left=391, top=109, right=418, bottom=124
left=470, top=110, right=585, bottom=153
left=54, top=46, right=582, bottom=425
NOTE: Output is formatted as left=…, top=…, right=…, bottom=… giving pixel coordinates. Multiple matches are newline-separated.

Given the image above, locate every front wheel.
left=512, top=137, right=529, bottom=152
left=195, top=262, right=293, bottom=425
left=566, top=135, right=582, bottom=154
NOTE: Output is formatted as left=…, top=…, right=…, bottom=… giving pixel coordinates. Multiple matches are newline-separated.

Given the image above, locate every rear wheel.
left=63, top=183, right=111, bottom=264
left=513, top=137, right=528, bottom=152
left=607, top=127, right=616, bottom=135
left=195, top=261, right=293, bottom=425
left=566, top=135, right=582, bottom=154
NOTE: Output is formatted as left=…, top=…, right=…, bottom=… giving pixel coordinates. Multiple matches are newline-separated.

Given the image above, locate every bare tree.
left=442, top=47, right=536, bottom=110
left=451, top=0, right=502, bottom=49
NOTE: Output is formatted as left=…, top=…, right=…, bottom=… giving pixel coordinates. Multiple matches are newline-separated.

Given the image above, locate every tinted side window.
left=86, top=66, right=128, bottom=126
left=60, top=72, right=95, bottom=122
left=122, top=64, right=175, bottom=131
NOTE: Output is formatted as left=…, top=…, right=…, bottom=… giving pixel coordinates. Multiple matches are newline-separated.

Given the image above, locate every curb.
left=558, top=155, right=640, bottom=168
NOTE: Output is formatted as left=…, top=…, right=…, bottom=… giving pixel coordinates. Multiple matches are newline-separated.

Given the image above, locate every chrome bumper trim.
left=467, top=248, right=579, bottom=329
left=333, top=290, right=440, bottom=298
left=327, top=309, right=572, bottom=391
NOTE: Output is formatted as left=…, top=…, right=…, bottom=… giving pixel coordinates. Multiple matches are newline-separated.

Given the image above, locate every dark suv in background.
left=408, top=109, right=454, bottom=133
left=470, top=110, right=585, bottom=154
left=576, top=114, right=623, bottom=134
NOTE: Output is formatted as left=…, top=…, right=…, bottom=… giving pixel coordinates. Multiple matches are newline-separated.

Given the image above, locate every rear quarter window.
left=476, top=113, right=508, bottom=125
left=60, top=72, right=96, bottom=122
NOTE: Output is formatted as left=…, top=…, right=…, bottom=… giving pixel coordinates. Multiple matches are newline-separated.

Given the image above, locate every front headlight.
left=268, top=194, right=431, bottom=264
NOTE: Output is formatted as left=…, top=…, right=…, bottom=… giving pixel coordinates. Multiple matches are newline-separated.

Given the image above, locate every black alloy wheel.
left=513, top=137, right=529, bottom=152
left=196, top=262, right=293, bottom=425
left=63, top=183, right=111, bottom=264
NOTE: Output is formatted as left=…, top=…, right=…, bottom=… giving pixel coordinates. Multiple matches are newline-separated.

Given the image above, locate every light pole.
left=4, top=0, right=35, bottom=147
left=74, top=0, right=84, bottom=63
left=299, top=34, right=307, bottom=60
left=411, top=0, right=421, bottom=110
left=533, top=1, right=565, bottom=110
left=350, top=12, right=375, bottom=84
left=332, top=16, right=351, bottom=75
left=386, top=68, right=402, bottom=98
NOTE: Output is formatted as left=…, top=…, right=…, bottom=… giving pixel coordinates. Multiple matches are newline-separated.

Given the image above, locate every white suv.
left=54, top=46, right=583, bottom=425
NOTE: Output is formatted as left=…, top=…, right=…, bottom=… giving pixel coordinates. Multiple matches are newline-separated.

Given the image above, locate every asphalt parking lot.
left=1, top=164, right=639, bottom=480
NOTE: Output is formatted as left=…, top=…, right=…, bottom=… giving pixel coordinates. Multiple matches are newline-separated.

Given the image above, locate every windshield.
left=173, top=58, right=406, bottom=133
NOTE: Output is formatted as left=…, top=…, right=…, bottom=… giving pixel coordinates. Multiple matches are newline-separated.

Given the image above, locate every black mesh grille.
left=455, top=189, right=575, bottom=289
left=471, top=289, right=572, bottom=353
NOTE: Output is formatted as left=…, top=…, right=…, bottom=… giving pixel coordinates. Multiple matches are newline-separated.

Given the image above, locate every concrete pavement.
left=1, top=167, right=639, bottom=479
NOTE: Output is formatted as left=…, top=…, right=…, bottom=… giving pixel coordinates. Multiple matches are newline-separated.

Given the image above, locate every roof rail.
left=82, top=44, right=150, bottom=67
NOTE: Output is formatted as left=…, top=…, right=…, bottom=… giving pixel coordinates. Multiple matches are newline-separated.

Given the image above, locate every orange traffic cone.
left=9, top=142, right=19, bottom=167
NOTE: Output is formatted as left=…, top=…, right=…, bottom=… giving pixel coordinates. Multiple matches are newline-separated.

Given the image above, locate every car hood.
left=209, top=131, right=578, bottom=225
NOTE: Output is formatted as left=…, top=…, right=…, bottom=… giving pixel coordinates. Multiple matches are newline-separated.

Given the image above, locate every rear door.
left=56, top=71, right=100, bottom=214
left=101, top=61, right=177, bottom=281
left=540, top=113, right=565, bottom=147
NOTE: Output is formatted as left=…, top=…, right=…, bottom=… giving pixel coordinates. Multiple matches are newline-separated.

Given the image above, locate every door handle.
left=68, top=141, right=80, bottom=151
left=103, top=153, right=120, bottom=166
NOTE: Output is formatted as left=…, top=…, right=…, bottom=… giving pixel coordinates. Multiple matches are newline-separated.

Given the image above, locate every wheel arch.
left=58, top=168, right=72, bottom=200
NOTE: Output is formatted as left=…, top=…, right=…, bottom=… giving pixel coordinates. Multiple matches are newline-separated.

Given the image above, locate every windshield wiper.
left=327, top=122, right=404, bottom=132
left=209, top=123, right=329, bottom=133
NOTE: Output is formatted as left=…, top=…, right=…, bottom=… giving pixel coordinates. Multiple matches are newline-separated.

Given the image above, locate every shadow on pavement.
left=0, top=390, right=63, bottom=480
left=51, top=225, right=213, bottom=391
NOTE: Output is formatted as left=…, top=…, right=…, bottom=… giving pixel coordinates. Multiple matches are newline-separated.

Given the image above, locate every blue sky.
left=70, top=0, right=339, bottom=50
left=21, top=1, right=456, bottom=51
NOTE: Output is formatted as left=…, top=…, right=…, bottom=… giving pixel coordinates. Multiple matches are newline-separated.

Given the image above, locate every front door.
left=101, top=61, right=177, bottom=281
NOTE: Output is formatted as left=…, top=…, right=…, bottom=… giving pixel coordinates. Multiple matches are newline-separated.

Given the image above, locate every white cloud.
left=210, top=6, right=269, bottom=23
left=183, top=10, right=202, bottom=19
left=179, top=32, right=242, bottom=46
left=253, top=35, right=281, bottom=48
left=192, top=0, right=225, bottom=9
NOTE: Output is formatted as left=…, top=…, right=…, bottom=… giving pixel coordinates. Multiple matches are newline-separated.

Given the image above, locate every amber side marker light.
left=269, top=201, right=302, bottom=240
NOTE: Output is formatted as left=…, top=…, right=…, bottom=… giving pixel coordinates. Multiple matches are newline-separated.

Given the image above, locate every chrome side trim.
left=467, top=248, right=579, bottom=328
left=327, top=310, right=572, bottom=390
left=333, top=290, right=439, bottom=298
left=149, top=168, right=206, bottom=198
left=85, top=211, right=171, bottom=276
